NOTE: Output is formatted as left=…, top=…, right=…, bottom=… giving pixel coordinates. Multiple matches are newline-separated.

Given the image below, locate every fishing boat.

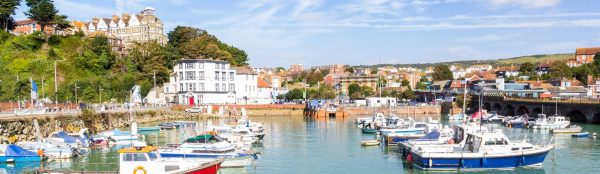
left=360, top=140, right=379, bottom=146
left=0, top=144, right=41, bottom=163
left=138, top=126, right=161, bottom=131
left=157, top=133, right=256, bottom=168
left=117, top=143, right=224, bottom=174
left=532, top=114, right=570, bottom=129
left=572, top=132, right=590, bottom=138
left=408, top=129, right=554, bottom=170
left=550, top=125, right=582, bottom=134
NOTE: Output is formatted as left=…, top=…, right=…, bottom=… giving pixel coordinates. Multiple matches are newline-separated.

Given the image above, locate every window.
left=179, top=72, right=183, bottom=81
left=222, top=83, right=226, bottom=92
left=246, top=75, right=249, bottom=80
left=199, top=62, right=204, bottom=69
left=188, top=83, right=193, bottom=91
left=229, top=72, right=235, bottom=81
left=147, top=153, right=158, bottom=160
left=215, top=72, right=220, bottom=80
left=185, top=71, right=195, bottom=80
left=229, top=84, right=235, bottom=92
left=198, top=71, right=205, bottom=80
left=192, top=83, right=196, bottom=91
left=122, top=153, right=134, bottom=161
left=216, top=84, right=220, bottom=91
left=215, top=63, right=219, bottom=69
left=199, top=83, right=205, bottom=91
left=180, top=84, right=183, bottom=91
left=221, top=72, right=226, bottom=81
left=221, top=64, right=225, bottom=70
left=186, top=63, right=194, bottom=69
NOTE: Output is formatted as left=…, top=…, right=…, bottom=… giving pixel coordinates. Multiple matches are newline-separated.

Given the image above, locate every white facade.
left=163, top=59, right=237, bottom=105
left=365, top=97, right=397, bottom=107
left=235, top=69, right=258, bottom=104
left=256, top=86, right=273, bottom=104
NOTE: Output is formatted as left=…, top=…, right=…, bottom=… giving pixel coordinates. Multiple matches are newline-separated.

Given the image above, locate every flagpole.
left=30, top=76, right=33, bottom=116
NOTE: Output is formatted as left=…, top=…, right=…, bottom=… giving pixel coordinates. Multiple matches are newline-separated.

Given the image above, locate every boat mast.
left=462, top=80, right=467, bottom=116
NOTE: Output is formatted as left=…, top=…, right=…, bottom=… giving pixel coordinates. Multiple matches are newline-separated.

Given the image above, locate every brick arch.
left=531, top=107, right=543, bottom=117
left=483, top=102, right=491, bottom=111
left=593, top=112, right=600, bottom=124
left=567, top=109, right=587, bottom=123
left=516, top=105, right=530, bottom=116
left=492, top=103, right=502, bottom=113
left=503, top=104, right=515, bottom=116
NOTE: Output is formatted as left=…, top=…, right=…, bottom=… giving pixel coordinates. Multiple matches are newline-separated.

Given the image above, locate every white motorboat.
left=533, top=114, right=570, bottom=129
left=157, top=133, right=256, bottom=168
left=92, top=129, right=140, bottom=142
left=408, top=129, right=554, bottom=170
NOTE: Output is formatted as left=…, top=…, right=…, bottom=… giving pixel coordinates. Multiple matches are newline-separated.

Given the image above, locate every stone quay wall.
left=0, top=110, right=221, bottom=144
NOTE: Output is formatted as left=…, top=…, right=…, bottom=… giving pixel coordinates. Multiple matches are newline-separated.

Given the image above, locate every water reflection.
left=4, top=114, right=600, bottom=173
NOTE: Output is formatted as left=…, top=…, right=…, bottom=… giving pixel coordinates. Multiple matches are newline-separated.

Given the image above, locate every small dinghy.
left=360, top=140, right=379, bottom=146
left=572, top=132, right=590, bottom=138
left=361, top=128, right=378, bottom=134
left=138, top=127, right=161, bottom=131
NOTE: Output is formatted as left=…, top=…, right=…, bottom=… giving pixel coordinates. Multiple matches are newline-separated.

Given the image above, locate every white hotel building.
left=162, top=59, right=272, bottom=105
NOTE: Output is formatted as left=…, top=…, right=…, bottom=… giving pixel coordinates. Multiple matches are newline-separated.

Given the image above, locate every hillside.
left=357, top=53, right=574, bottom=69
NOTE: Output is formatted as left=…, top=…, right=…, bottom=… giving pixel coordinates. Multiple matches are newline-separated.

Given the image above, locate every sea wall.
left=0, top=110, right=220, bottom=144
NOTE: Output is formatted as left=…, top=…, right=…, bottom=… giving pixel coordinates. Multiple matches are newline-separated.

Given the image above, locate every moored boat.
left=572, top=132, right=590, bottom=138
left=550, top=125, right=582, bottom=134
left=118, top=143, right=224, bottom=174
left=0, top=144, right=41, bottom=163
left=138, top=126, right=161, bottom=131
left=408, top=129, right=554, bottom=170
left=533, top=114, right=570, bottom=129
left=360, top=140, right=379, bottom=146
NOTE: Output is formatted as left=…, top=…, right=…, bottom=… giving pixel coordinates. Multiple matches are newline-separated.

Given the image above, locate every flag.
left=30, top=77, right=38, bottom=100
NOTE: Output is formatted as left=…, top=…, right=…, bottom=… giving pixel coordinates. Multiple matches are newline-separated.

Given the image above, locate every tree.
left=168, top=26, right=205, bottom=48
left=345, top=67, right=354, bottom=73
left=593, top=52, right=600, bottom=77
left=432, top=65, right=453, bottom=81
left=24, top=0, right=57, bottom=32
left=51, top=14, right=71, bottom=32
left=549, top=61, right=572, bottom=79
left=0, top=0, right=20, bottom=31
left=401, top=79, right=409, bottom=87
left=455, top=93, right=471, bottom=110
left=519, top=62, right=535, bottom=76
left=348, top=83, right=361, bottom=99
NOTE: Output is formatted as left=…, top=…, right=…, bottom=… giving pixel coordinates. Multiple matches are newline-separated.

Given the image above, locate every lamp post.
left=99, top=86, right=103, bottom=104
left=75, top=83, right=79, bottom=105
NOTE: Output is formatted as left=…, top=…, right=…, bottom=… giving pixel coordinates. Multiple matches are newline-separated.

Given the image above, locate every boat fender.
left=428, top=158, right=432, bottom=168
left=133, top=166, right=147, bottom=174
left=407, top=153, right=413, bottom=163
left=37, top=149, right=44, bottom=157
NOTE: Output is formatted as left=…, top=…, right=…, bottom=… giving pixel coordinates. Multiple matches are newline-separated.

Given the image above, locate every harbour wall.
left=0, top=110, right=220, bottom=144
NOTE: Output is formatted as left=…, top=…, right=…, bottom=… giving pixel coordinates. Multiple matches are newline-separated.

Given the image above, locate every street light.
left=75, top=83, right=80, bottom=105
left=99, top=86, right=104, bottom=104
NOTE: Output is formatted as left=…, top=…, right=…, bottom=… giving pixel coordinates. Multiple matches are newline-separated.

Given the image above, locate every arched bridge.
left=473, top=96, right=600, bottom=123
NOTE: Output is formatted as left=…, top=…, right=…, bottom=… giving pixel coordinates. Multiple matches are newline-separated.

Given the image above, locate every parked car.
left=185, top=107, right=202, bottom=113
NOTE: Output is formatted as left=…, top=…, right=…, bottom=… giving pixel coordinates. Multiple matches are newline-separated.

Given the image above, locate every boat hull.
left=179, top=159, right=223, bottom=174
left=412, top=150, right=550, bottom=170
left=0, top=156, right=41, bottom=163
left=361, top=128, right=378, bottom=134
left=383, top=134, right=424, bottom=146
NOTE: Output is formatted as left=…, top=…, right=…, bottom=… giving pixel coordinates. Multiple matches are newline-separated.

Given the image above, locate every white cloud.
left=488, top=0, right=560, bottom=8
left=54, top=0, right=115, bottom=20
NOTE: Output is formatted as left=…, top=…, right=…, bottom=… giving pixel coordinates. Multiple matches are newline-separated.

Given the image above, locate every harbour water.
left=4, top=115, right=600, bottom=174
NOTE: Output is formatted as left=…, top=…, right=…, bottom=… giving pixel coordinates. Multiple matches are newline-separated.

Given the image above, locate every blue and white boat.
left=157, top=133, right=256, bottom=168
left=0, top=144, right=41, bottom=163
left=93, top=129, right=139, bottom=142
left=48, top=130, right=91, bottom=148
left=17, top=141, right=78, bottom=159
left=572, top=132, right=590, bottom=138
left=398, top=124, right=488, bottom=159
left=408, top=129, right=554, bottom=170
left=379, top=118, right=436, bottom=145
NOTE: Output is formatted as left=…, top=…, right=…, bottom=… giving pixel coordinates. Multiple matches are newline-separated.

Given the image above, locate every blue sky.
left=12, top=0, right=600, bottom=68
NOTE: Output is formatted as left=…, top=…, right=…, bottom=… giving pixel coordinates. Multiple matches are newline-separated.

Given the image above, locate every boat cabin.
left=119, top=145, right=165, bottom=173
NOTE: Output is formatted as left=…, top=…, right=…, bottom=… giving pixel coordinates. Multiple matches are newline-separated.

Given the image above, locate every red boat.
left=118, top=142, right=224, bottom=174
